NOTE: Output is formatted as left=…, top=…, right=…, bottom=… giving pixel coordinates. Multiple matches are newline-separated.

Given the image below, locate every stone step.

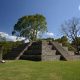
left=3, top=53, right=19, bottom=60
left=31, top=41, right=41, bottom=45
left=60, top=55, right=80, bottom=60
left=28, top=45, right=41, bottom=50
left=20, top=55, right=41, bottom=61
left=3, top=43, right=30, bottom=60
left=41, top=55, right=61, bottom=61
left=59, top=43, right=62, bottom=46
left=42, top=41, right=49, bottom=45
left=63, top=46, right=68, bottom=51
left=68, top=51, right=75, bottom=55
left=69, top=55, right=80, bottom=60
left=42, top=44, right=53, bottom=52
left=52, top=42, right=72, bottom=60
left=42, top=50, right=56, bottom=55
left=42, top=45, right=52, bottom=49
left=24, top=50, right=41, bottom=55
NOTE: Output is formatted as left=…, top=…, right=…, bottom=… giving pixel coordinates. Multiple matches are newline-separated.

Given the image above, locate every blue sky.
left=0, top=0, right=80, bottom=38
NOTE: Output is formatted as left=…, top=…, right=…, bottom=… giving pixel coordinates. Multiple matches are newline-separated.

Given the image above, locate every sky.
left=0, top=0, right=80, bottom=39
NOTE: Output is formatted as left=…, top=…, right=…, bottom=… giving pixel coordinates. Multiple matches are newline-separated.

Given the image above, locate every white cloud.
left=0, top=32, right=26, bottom=42
left=46, top=32, right=54, bottom=37
left=42, top=32, right=54, bottom=38
left=78, top=5, right=80, bottom=11
left=0, top=32, right=8, bottom=37
left=0, top=32, right=54, bottom=42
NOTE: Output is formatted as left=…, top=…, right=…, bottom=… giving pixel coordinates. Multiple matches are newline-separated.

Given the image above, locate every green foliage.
left=68, top=44, right=76, bottom=51
left=72, top=37, right=80, bottom=46
left=38, top=38, right=54, bottom=42
left=43, top=38, right=54, bottom=42
left=0, top=41, right=22, bottom=55
left=55, top=36, right=68, bottom=46
left=13, top=14, right=47, bottom=41
left=71, top=37, right=80, bottom=51
left=55, top=36, right=75, bottom=51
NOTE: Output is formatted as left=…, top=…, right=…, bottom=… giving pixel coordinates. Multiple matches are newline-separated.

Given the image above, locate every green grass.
left=0, top=60, right=80, bottom=80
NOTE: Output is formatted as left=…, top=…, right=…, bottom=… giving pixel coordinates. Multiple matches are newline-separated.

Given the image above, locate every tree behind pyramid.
left=12, top=14, right=47, bottom=41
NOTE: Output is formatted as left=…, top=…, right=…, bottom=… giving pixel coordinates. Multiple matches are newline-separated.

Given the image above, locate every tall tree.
left=12, top=14, right=47, bottom=41
left=61, top=17, right=80, bottom=53
left=0, top=35, right=6, bottom=61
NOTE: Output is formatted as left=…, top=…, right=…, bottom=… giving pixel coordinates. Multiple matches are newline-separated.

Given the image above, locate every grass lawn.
left=0, top=60, right=80, bottom=80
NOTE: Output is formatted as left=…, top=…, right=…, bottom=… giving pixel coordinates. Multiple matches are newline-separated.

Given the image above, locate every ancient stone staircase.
left=3, top=43, right=30, bottom=60
left=51, top=42, right=80, bottom=61
left=20, top=41, right=63, bottom=61
left=52, top=42, right=71, bottom=60
left=3, top=41, right=80, bottom=61
left=15, top=42, right=32, bottom=60
left=20, top=41, right=42, bottom=61
left=41, top=41, right=61, bottom=61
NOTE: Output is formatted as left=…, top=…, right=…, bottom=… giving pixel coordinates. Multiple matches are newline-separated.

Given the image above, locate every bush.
left=0, top=41, right=23, bottom=55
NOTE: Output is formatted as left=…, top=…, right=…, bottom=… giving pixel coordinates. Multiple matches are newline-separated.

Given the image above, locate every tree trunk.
left=0, top=46, right=3, bottom=61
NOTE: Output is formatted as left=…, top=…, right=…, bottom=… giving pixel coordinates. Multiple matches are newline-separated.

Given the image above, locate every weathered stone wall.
left=20, top=41, right=61, bottom=61
left=5, top=41, right=80, bottom=61
left=20, top=41, right=42, bottom=61
left=41, top=55, right=60, bottom=61
left=41, top=41, right=60, bottom=61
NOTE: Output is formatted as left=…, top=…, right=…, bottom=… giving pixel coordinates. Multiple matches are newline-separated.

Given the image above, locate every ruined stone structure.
left=3, top=41, right=80, bottom=61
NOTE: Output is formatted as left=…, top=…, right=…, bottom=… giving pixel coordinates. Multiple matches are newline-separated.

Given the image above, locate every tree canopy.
left=12, top=14, right=47, bottom=41
left=61, top=17, right=80, bottom=53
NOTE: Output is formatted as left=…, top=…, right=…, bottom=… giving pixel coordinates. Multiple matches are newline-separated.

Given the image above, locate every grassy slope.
left=0, top=60, right=80, bottom=80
